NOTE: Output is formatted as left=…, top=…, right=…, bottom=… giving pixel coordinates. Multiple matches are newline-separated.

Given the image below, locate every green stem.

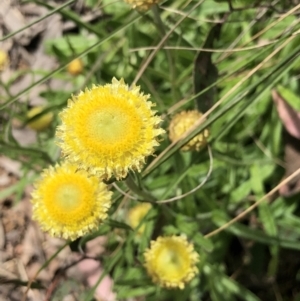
left=125, top=173, right=156, bottom=202
left=152, top=4, right=178, bottom=101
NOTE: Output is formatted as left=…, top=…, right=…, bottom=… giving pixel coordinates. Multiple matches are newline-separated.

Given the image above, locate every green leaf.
left=250, top=164, right=279, bottom=276
left=277, top=85, right=300, bottom=111
left=230, top=180, right=252, bottom=203
left=193, top=232, right=214, bottom=252
left=204, top=263, right=262, bottom=301
left=212, top=211, right=300, bottom=250
left=106, top=219, right=132, bottom=231
left=117, top=285, right=156, bottom=298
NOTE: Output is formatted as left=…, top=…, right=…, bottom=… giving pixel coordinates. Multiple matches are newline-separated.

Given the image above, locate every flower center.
left=49, top=178, right=94, bottom=225
left=55, top=184, right=81, bottom=211
left=88, top=108, right=129, bottom=143
left=80, top=100, right=143, bottom=154
left=156, top=244, right=189, bottom=278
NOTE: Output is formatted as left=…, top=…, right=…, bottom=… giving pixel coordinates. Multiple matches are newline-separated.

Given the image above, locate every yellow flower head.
left=144, top=236, right=199, bottom=289
left=31, top=163, right=112, bottom=241
left=124, top=0, right=161, bottom=11
left=168, top=110, right=209, bottom=152
left=56, top=78, right=165, bottom=180
left=0, top=50, right=9, bottom=71
left=128, top=203, right=151, bottom=235
left=27, top=106, right=53, bottom=131
left=67, top=58, right=84, bottom=76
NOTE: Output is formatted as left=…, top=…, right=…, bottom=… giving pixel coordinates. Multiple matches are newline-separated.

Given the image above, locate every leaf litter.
left=0, top=1, right=115, bottom=300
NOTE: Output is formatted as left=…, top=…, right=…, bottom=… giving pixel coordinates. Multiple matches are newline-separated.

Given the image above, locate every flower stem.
left=126, top=173, right=156, bottom=203
left=152, top=4, right=178, bottom=101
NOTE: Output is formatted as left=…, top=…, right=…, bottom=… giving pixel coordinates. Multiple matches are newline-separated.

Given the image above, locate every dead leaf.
left=193, top=24, right=222, bottom=113
left=272, top=89, right=300, bottom=197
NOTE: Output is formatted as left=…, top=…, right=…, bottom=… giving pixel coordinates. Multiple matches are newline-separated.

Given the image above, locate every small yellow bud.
left=27, top=107, right=53, bottom=131
left=128, top=203, right=152, bottom=235
left=168, top=110, right=209, bottom=152
left=67, top=58, right=84, bottom=76
left=124, top=0, right=161, bottom=11
left=0, top=50, right=9, bottom=71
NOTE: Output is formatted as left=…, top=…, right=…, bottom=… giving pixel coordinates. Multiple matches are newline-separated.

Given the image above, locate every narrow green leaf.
left=212, top=210, right=300, bottom=250
left=204, top=263, right=262, bottom=301
left=117, top=286, right=156, bottom=298
left=106, top=219, right=132, bottom=231
left=193, top=232, right=214, bottom=252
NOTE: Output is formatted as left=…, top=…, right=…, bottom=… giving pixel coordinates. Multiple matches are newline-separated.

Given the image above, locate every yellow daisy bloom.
left=124, top=0, right=161, bottom=11
left=56, top=78, right=164, bottom=180
left=31, top=163, right=112, bottom=241
left=144, top=236, right=199, bottom=289
left=168, top=110, right=209, bottom=152
left=128, top=203, right=152, bottom=235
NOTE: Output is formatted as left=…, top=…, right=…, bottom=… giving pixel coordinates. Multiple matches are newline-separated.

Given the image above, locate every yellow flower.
left=31, top=163, right=112, bottom=241
left=67, top=58, right=84, bottom=76
left=56, top=78, right=165, bottom=180
left=144, top=236, right=199, bottom=289
left=168, top=110, right=209, bottom=152
left=0, top=50, right=9, bottom=71
left=124, top=0, right=161, bottom=11
left=128, top=203, right=151, bottom=235
left=27, top=106, right=53, bottom=131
